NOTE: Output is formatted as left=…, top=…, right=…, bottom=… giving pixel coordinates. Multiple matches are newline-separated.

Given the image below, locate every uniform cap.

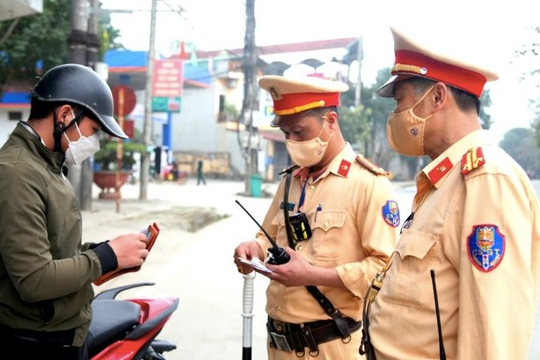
left=258, top=75, right=349, bottom=127
left=377, top=26, right=499, bottom=98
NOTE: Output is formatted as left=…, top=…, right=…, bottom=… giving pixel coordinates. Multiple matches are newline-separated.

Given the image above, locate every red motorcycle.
left=88, top=282, right=178, bottom=360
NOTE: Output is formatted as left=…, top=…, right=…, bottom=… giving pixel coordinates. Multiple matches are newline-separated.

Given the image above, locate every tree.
left=338, top=103, right=370, bottom=148
left=479, top=89, right=493, bottom=129
left=0, top=0, right=71, bottom=92
left=340, top=68, right=397, bottom=169
left=515, top=26, right=540, bottom=145
left=499, top=127, right=540, bottom=178
left=97, top=9, right=124, bottom=59
left=0, top=0, right=123, bottom=94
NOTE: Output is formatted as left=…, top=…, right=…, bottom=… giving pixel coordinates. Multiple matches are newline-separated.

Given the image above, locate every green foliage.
left=94, top=138, right=146, bottom=171
left=515, top=26, right=540, bottom=146
left=0, top=0, right=71, bottom=89
left=479, top=89, right=493, bottom=129
left=499, top=127, right=540, bottom=178
left=340, top=68, right=398, bottom=170
left=338, top=104, right=370, bottom=147
left=0, top=0, right=123, bottom=92
left=97, top=8, right=124, bottom=59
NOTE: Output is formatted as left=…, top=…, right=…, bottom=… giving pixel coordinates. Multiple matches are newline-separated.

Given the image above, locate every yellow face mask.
left=285, top=120, right=332, bottom=167
left=386, top=85, right=436, bottom=156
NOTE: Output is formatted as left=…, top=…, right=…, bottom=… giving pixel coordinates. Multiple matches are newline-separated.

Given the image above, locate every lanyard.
left=297, top=178, right=309, bottom=211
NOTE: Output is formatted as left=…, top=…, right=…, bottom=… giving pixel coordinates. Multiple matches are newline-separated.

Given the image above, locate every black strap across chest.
left=281, top=167, right=351, bottom=340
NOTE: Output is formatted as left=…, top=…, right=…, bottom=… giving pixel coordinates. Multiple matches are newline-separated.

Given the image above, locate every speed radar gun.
left=242, top=272, right=256, bottom=360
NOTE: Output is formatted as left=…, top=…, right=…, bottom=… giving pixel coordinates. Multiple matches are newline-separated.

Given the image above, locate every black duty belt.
left=267, top=316, right=361, bottom=357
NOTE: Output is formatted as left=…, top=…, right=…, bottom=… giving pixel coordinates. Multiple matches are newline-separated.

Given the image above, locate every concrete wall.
left=0, top=108, right=30, bottom=147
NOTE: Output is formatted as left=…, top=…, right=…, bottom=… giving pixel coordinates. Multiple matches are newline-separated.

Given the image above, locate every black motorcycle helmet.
left=32, top=63, right=128, bottom=139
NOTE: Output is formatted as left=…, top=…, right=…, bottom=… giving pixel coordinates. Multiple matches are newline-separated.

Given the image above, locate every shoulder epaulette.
left=355, top=155, right=388, bottom=176
left=461, top=147, right=486, bottom=175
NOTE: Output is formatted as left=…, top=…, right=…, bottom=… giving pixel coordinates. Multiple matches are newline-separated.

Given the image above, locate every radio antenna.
left=235, top=200, right=289, bottom=265
left=235, top=200, right=278, bottom=248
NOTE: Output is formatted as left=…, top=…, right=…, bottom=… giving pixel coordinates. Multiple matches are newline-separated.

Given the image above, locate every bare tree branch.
left=0, top=18, right=20, bottom=47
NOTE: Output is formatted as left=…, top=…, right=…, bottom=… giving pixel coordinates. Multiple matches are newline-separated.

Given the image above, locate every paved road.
left=82, top=178, right=540, bottom=359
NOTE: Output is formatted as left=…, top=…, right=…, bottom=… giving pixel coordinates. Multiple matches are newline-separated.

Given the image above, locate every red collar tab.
left=428, top=157, right=453, bottom=183
left=461, top=147, right=486, bottom=175
left=337, top=159, right=351, bottom=177
left=393, top=50, right=487, bottom=98
left=355, top=155, right=387, bottom=176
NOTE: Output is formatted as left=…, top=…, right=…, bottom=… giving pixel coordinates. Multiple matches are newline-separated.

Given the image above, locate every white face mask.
left=64, top=121, right=100, bottom=166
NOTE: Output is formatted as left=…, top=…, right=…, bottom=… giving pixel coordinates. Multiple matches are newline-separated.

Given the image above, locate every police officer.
left=366, top=26, right=540, bottom=359
left=233, top=75, right=400, bottom=359
left=0, top=64, right=149, bottom=359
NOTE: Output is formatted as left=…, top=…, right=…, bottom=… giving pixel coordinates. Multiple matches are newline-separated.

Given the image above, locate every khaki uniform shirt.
left=370, top=130, right=540, bottom=360
left=255, top=143, right=400, bottom=324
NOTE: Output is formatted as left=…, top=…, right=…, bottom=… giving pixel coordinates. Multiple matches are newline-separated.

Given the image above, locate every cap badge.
left=269, top=86, right=282, bottom=101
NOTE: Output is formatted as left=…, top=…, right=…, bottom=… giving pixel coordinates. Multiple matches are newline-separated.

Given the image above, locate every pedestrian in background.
left=365, top=26, right=540, bottom=360
left=197, top=158, right=206, bottom=185
left=0, top=64, right=149, bottom=359
left=234, top=75, right=400, bottom=359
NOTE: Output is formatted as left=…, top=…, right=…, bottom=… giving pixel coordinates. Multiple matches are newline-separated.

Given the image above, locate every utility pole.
left=68, top=0, right=92, bottom=210
left=78, top=0, right=100, bottom=211
left=354, top=36, right=363, bottom=108
left=140, top=0, right=157, bottom=200
left=239, top=0, right=258, bottom=196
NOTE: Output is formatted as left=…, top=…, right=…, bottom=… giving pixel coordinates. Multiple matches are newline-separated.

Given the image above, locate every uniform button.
left=324, top=222, right=329, bottom=229
left=276, top=306, right=282, bottom=311
left=296, top=245, right=302, bottom=251
left=310, top=185, right=315, bottom=190
left=438, top=165, right=446, bottom=172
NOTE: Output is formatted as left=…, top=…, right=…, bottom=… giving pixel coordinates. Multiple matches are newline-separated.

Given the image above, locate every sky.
left=100, top=0, right=540, bottom=142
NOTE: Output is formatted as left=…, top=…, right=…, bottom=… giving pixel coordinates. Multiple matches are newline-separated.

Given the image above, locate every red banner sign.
left=152, top=59, right=184, bottom=97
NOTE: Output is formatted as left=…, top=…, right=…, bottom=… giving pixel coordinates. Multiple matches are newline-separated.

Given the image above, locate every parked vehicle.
left=88, top=282, right=178, bottom=360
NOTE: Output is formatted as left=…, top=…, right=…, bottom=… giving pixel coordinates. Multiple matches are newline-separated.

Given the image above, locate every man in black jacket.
left=0, top=64, right=149, bottom=359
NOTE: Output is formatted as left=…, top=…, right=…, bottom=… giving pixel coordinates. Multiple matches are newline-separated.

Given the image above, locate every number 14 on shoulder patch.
left=467, top=224, right=505, bottom=272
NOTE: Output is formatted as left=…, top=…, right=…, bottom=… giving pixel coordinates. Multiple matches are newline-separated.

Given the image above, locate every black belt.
left=267, top=316, right=361, bottom=356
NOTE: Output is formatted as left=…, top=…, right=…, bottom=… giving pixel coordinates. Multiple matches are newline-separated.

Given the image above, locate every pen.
left=315, top=204, right=322, bottom=222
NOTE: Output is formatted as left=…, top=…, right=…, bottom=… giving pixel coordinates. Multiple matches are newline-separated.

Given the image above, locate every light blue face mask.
left=63, top=119, right=100, bottom=166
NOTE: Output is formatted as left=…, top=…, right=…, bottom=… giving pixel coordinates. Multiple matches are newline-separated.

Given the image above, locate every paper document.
left=238, top=257, right=273, bottom=274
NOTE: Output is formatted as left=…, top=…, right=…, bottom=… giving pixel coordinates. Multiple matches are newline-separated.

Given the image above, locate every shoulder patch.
left=356, top=155, right=387, bottom=176
left=467, top=224, right=505, bottom=272
left=461, top=147, right=486, bottom=175
left=382, top=200, right=400, bottom=227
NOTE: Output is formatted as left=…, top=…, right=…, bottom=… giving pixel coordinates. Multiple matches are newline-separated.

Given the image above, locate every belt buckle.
left=270, top=331, right=292, bottom=352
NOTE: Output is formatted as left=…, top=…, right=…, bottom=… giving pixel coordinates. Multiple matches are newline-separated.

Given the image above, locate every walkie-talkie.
left=235, top=200, right=290, bottom=265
